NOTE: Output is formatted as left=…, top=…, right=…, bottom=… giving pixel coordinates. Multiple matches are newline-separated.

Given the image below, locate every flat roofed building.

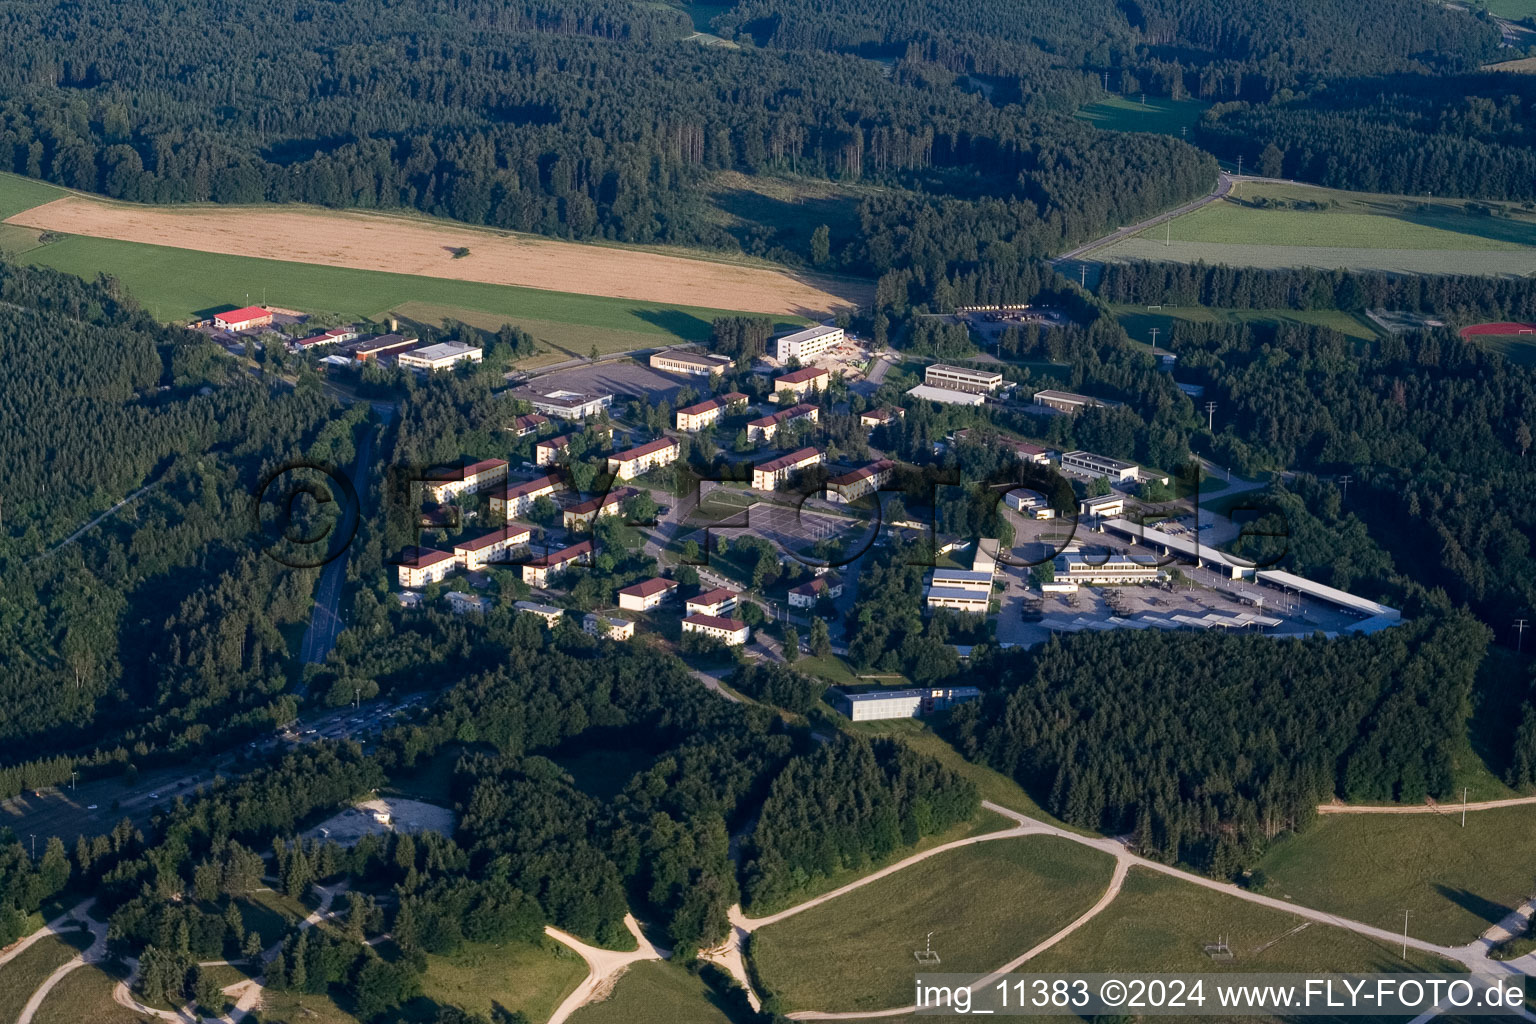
left=422, top=458, right=508, bottom=503
left=858, top=407, right=904, bottom=427
left=521, top=540, right=593, bottom=587
left=685, top=588, right=739, bottom=617
left=1005, top=487, right=1048, bottom=512
left=453, top=524, right=532, bottom=570
left=1061, top=450, right=1139, bottom=484
left=925, top=586, right=990, bottom=613
left=925, top=363, right=1003, bottom=394
left=510, top=413, right=550, bottom=437
left=773, top=365, right=829, bottom=401
left=753, top=447, right=825, bottom=490
left=514, top=601, right=566, bottom=628
left=584, top=613, right=635, bottom=640
left=516, top=387, right=614, bottom=420
left=650, top=349, right=734, bottom=376
left=564, top=486, right=636, bottom=530
left=397, top=547, right=456, bottom=589
left=618, top=577, right=679, bottom=611
left=773, top=324, right=844, bottom=362
left=1080, top=492, right=1127, bottom=518
left=833, top=685, right=981, bottom=722
left=353, top=333, right=420, bottom=361
left=445, top=591, right=493, bottom=615
left=1062, top=554, right=1161, bottom=584
left=906, top=383, right=985, bottom=406
left=214, top=306, right=274, bottom=332
left=974, top=538, right=1000, bottom=576
left=490, top=474, right=560, bottom=520
left=398, top=341, right=483, bottom=371
left=930, top=569, right=994, bottom=592
left=747, top=402, right=819, bottom=443
left=607, top=437, right=680, bottom=480
left=294, top=326, right=358, bottom=350
left=1033, top=389, right=1109, bottom=414
left=535, top=435, right=571, bottom=466
left=682, top=613, right=750, bottom=646
left=824, top=459, right=894, bottom=503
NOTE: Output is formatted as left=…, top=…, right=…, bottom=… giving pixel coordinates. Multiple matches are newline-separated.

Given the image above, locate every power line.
left=1204, top=401, right=1217, bottom=432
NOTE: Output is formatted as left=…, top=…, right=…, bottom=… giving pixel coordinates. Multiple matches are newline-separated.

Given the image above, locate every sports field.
left=1255, top=804, right=1536, bottom=945
left=749, top=836, right=1115, bottom=1013
left=1075, top=95, right=1211, bottom=137
left=1093, top=180, right=1536, bottom=275
left=1026, top=868, right=1459, bottom=973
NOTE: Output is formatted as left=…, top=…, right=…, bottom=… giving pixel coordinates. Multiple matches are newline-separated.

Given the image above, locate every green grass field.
left=1096, top=181, right=1536, bottom=275
left=1482, top=0, right=1536, bottom=19
left=1112, top=304, right=1382, bottom=344
left=0, top=171, right=65, bottom=220
left=1075, top=95, right=1212, bottom=137
left=750, top=836, right=1115, bottom=1013
left=1470, top=333, right=1536, bottom=366
left=0, top=930, right=94, bottom=1023
left=1257, top=806, right=1536, bottom=945
left=1027, top=867, right=1459, bottom=973
left=417, top=938, right=588, bottom=1023
left=746, top=807, right=1016, bottom=916
left=30, top=963, right=145, bottom=1024
left=568, top=961, right=736, bottom=1024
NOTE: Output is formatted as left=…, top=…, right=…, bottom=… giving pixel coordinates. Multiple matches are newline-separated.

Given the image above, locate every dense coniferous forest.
left=947, top=614, right=1490, bottom=875
left=1199, top=74, right=1536, bottom=199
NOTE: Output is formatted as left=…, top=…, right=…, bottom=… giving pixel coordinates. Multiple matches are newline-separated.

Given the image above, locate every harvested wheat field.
left=6, top=196, right=870, bottom=317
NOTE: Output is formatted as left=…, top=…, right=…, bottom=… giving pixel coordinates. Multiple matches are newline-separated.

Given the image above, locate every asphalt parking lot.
left=524, top=361, right=694, bottom=404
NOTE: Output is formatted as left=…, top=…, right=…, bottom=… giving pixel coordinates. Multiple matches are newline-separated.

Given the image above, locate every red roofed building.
left=773, top=365, right=829, bottom=401
left=824, top=459, right=895, bottom=503
left=535, top=434, right=572, bottom=466
left=423, top=458, right=509, bottom=503
left=752, top=447, right=825, bottom=490
left=214, top=306, right=274, bottom=332
left=453, top=524, right=532, bottom=571
left=789, top=574, right=843, bottom=608
left=511, top=413, right=550, bottom=437
left=522, top=540, right=593, bottom=587
left=685, top=587, right=738, bottom=617
left=747, top=402, right=819, bottom=443
left=607, top=437, right=680, bottom=480
left=564, top=486, right=637, bottom=530
left=490, top=474, right=560, bottom=520
left=618, top=576, right=680, bottom=612
left=396, top=546, right=456, bottom=589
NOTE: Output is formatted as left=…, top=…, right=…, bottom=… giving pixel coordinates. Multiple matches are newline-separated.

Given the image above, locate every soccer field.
left=1094, top=180, right=1536, bottom=275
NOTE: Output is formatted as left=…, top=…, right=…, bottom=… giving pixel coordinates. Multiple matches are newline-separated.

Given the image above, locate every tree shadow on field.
left=1434, top=884, right=1516, bottom=930
left=631, top=307, right=713, bottom=342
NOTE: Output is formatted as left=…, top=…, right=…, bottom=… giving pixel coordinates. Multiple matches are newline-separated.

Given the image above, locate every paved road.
left=298, top=405, right=393, bottom=668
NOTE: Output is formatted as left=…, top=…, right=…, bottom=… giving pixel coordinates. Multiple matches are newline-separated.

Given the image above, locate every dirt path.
left=7, top=196, right=870, bottom=317
left=543, top=913, right=668, bottom=1024
left=0, top=899, right=94, bottom=968
left=1317, top=795, right=1536, bottom=814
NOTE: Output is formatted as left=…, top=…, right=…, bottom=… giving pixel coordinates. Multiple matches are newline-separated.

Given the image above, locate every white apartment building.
left=491, top=475, right=560, bottom=520
left=753, top=447, right=824, bottom=490
left=924, top=363, right=1003, bottom=394
left=583, top=613, right=635, bottom=640
left=773, top=366, right=829, bottom=401
left=682, top=613, right=750, bottom=646
left=773, top=325, right=844, bottom=362
left=607, top=437, right=680, bottom=480
left=453, top=524, right=532, bottom=570
left=685, top=588, right=739, bottom=617
left=747, top=403, right=819, bottom=443
left=514, top=601, right=566, bottom=628
left=823, top=460, right=894, bottom=503
left=617, top=577, right=679, bottom=611
left=833, top=686, right=981, bottom=722
left=398, top=342, right=482, bottom=371
left=1061, top=554, right=1161, bottom=584
left=422, top=458, right=508, bottom=503
left=1060, top=450, right=1139, bottom=484
left=521, top=540, right=593, bottom=587
left=397, top=547, right=456, bottom=589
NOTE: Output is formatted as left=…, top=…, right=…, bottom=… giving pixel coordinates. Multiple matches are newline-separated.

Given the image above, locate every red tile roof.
left=684, top=613, right=747, bottom=632
left=775, top=366, right=828, bottom=385
left=398, top=546, right=455, bottom=569
left=527, top=540, right=593, bottom=567
left=611, top=437, right=679, bottom=462
left=689, top=587, right=737, bottom=607
left=567, top=487, right=636, bottom=515
left=619, top=577, right=680, bottom=599
left=454, top=525, right=531, bottom=552
left=215, top=306, right=270, bottom=323
left=828, top=459, right=894, bottom=487
left=501, top=475, right=559, bottom=500
left=537, top=435, right=572, bottom=450
left=757, top=447, right=822, bottom=474
left=677, top=398, right=725, bottom=417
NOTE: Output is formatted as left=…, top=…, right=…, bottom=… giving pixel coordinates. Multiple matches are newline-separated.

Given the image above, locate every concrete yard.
left=305, top=797, right=456, bottom=845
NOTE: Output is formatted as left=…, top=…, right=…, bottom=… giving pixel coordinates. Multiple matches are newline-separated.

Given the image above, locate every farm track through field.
left=6, top=196, right=871, bottom=317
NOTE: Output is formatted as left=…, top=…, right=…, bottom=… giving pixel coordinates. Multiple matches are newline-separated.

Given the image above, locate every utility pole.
left=1516, top=618, right=1529, bottom=654
left=70, top=770, right=77, bottom=791
left=29, top=834, right=35, bottom=860
left=1079, top=264, right=1086, bottom=288
left=1237, top=154, right=1243, bottom=177
left=1204, top=401, right=1217, bottom=432
left=1149, top=328, right=1160, bottom=349
left=1339, top=474, right=1352, bottom=502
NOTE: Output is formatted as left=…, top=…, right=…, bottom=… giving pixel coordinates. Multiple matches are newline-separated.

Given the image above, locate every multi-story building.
left=398, top=342, right=482, bottom=371
left=453, top=524, right=532, bottom=570
left=773, top=366, right=829, bottom=401
left=618, top=577, right=679, bottom=611
left=396, top=547, right=456, bottom=589
left=682, top=613, right=750, bottom=646
left=293, top=326, right=358, bottom=351
left=772, top=325, right=844, bottom=362
left=788, top=575, right=842, bottom=608
left=685, top=587, right=738, bottom=617
left=1061, top=554, right=1161, bottom=585
left=924, top=568, right=994, bottom=615
left=490, top=475, right=560, bottom=520
left=1033, top=389, right=1109, bottom=414
left=514, top=387, right=614, bottom=420
left=1060, top=450, right=1139, bottom=484
left=353, top=333, right=421, bottom=361
left=650, top=349, right=734, bottom=376
left=521, top=540, right=593, bottom=587
left=583, top=613, right=635, bottom=640
left=832, top=686, right=981, bottom=722
left=823, top=459, right=894, bottom=503
left=514, top=601, right=567, bottom=628
left=925, top=363, right=1003, bottom=394
left=752, top=447, right=824, bottom=490
left=445, top=592, right=493, bottom=615
left=858, top=407, right=904, bottom=428
left=510, top=413, right=550, bottom=437
left=564, top=487, right=636, bottom=530
left=535, top=435, right=571, bottom=466
left=1080, top=493, right=1128, bottom=519
left=607, top=437, right=680, bottom=480
left=422, top=458, right=508, bottom=503
left=746, top=403, right=819, bottom=443
left=675, top=392, right=748, bottom=432
left=1005, top=488, right=1055, bottom=519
